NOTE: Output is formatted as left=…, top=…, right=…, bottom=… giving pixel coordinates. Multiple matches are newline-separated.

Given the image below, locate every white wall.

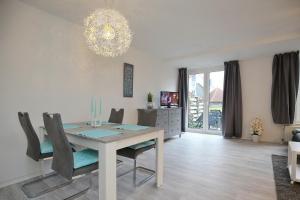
left=240, top=57, right=283, bottom=143
left=0, top=0, right=177, bottom=187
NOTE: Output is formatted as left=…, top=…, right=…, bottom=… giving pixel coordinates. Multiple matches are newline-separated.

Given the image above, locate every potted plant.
left=250, top=117, right=263, bottom=142
left=147, top=92, right=154, bottom=109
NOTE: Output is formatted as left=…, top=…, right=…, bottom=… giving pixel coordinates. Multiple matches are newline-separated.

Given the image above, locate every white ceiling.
left=20, top=0, right=300, bottom=66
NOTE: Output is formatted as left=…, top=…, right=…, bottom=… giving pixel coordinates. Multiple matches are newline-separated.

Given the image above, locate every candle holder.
left=90, top=96, right=102, bottom=128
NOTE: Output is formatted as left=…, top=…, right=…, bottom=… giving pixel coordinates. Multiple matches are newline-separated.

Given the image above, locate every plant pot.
left=147, top=102, right=153, bottom=109
left=252, top=134, right=260, bottom=143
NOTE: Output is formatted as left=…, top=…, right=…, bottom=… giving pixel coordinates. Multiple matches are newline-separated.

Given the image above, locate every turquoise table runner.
left=114, top=124, right=149, bottom=131
left=63, top=124, right=80, bottom=129
left=79, top=129, right=121, bottom=139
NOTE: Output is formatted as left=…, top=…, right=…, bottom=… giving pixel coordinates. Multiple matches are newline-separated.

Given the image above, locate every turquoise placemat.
left=63, top=124, right=80, bottom=129
left=114, top=124, right=150, bottom=131
left=86, top=121, right=115, bottom=125
left=79, top=129, right=121, bottom=139
left=102, top=121, right=116, bottom=125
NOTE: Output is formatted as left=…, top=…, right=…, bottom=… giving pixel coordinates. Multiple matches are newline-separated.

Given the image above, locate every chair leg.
left=63, top=184, right=89, bottom=200
left=117, top=158, right=155, bottom=187
left=23, top=172, right=93, bottom=199
left=63, top=187, right=89, bottom=200
left=63, top=173, right=93, bottom=200
left=21, top=172, right=72, bottom=198
left=40, top=159, right=46, bottom=177
left=117, top=159, right=123, bottom=166
left=133, top=157, right=155, bottom=187
left=134, top=166, right=155, bottom=187
left=133, top=159, right=137, bottom=184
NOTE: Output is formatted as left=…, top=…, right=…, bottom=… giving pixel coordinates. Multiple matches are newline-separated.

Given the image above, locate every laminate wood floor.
left=0, top=133, right=286, bottom=200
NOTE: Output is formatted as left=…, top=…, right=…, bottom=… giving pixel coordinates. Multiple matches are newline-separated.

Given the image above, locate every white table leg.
left=288, top=144, right=291, bottom=167
left=99, top=142, right=117, bottom=200
left=156, top=132, right=164, bottom=187
left=291, top=151, right=297, bottom=182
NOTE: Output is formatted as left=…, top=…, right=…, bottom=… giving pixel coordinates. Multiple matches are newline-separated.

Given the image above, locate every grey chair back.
left=137, top=109, right=157, bottom=127
left=43, top=113, right=74, bottom=180
left=108, top=108, right=124, bottom=124
left=18, top=112, right=41, bottom=161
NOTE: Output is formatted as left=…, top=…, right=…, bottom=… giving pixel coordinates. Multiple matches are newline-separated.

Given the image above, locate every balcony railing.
left=188, top=96, right=222, bottom=131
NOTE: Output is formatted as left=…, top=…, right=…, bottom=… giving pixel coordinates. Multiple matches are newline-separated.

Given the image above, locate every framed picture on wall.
left=123, top=63, right=134, bottom=97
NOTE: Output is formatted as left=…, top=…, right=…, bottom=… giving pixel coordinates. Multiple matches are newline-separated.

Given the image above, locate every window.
left=187, top=67, right=224, bottom=133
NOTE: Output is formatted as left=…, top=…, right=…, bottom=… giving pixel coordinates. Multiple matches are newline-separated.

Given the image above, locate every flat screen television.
left=160, top=91, right=179, bottom=107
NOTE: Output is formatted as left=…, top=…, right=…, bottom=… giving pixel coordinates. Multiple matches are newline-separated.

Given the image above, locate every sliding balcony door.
left=187, top=67, right=224, bottom=134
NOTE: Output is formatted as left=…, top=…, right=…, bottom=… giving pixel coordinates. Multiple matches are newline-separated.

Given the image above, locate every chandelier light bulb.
left=101, top=24, right=116, bottom=40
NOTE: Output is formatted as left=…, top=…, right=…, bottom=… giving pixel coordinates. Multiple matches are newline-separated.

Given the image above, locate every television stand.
left=140, top=108, right=182, bottom=139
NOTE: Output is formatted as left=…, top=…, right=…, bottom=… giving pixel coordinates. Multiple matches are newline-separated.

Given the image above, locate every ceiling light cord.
left=104, top=0, right=115, bottom=9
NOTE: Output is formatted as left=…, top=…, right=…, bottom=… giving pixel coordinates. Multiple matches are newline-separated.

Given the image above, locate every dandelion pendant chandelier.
left=84, top=4, right=132, bottom=57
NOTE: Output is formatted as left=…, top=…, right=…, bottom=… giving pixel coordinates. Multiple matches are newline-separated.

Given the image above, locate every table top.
left=289, top=141, right=300, bottom=152
left=42, top=122, right=163, bottom=143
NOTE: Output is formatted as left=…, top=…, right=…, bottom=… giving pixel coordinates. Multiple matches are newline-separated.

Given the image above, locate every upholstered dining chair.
left=117, top=109, right=157, bottom=186
left=108, top=108, right=124, bottom=124
left=43, top=113, right=99, bottom=199
left=18, top=112, right=53, bottom=161
left=108, top=108, right=124, bottom=166
left=18, top=112, right=63, bottom=198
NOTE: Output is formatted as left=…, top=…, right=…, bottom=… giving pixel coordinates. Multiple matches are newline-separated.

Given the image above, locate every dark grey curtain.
left=222, top=61, right=243, bottom=138
left=271, top=51, right=299, bottom=124
left=178, top=68, right=187, bottom=132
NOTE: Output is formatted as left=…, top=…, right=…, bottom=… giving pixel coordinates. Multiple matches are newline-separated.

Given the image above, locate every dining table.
left=39, top=122, right=164, bottom=200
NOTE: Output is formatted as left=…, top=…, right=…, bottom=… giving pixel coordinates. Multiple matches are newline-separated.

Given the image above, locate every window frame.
left=294, top=88, right=300, bottom=124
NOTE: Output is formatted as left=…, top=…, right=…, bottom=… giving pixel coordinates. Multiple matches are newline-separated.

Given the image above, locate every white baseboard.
left=0, top=171, right=42, bottom=189
left=0, top=157, right=53, bottom=189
